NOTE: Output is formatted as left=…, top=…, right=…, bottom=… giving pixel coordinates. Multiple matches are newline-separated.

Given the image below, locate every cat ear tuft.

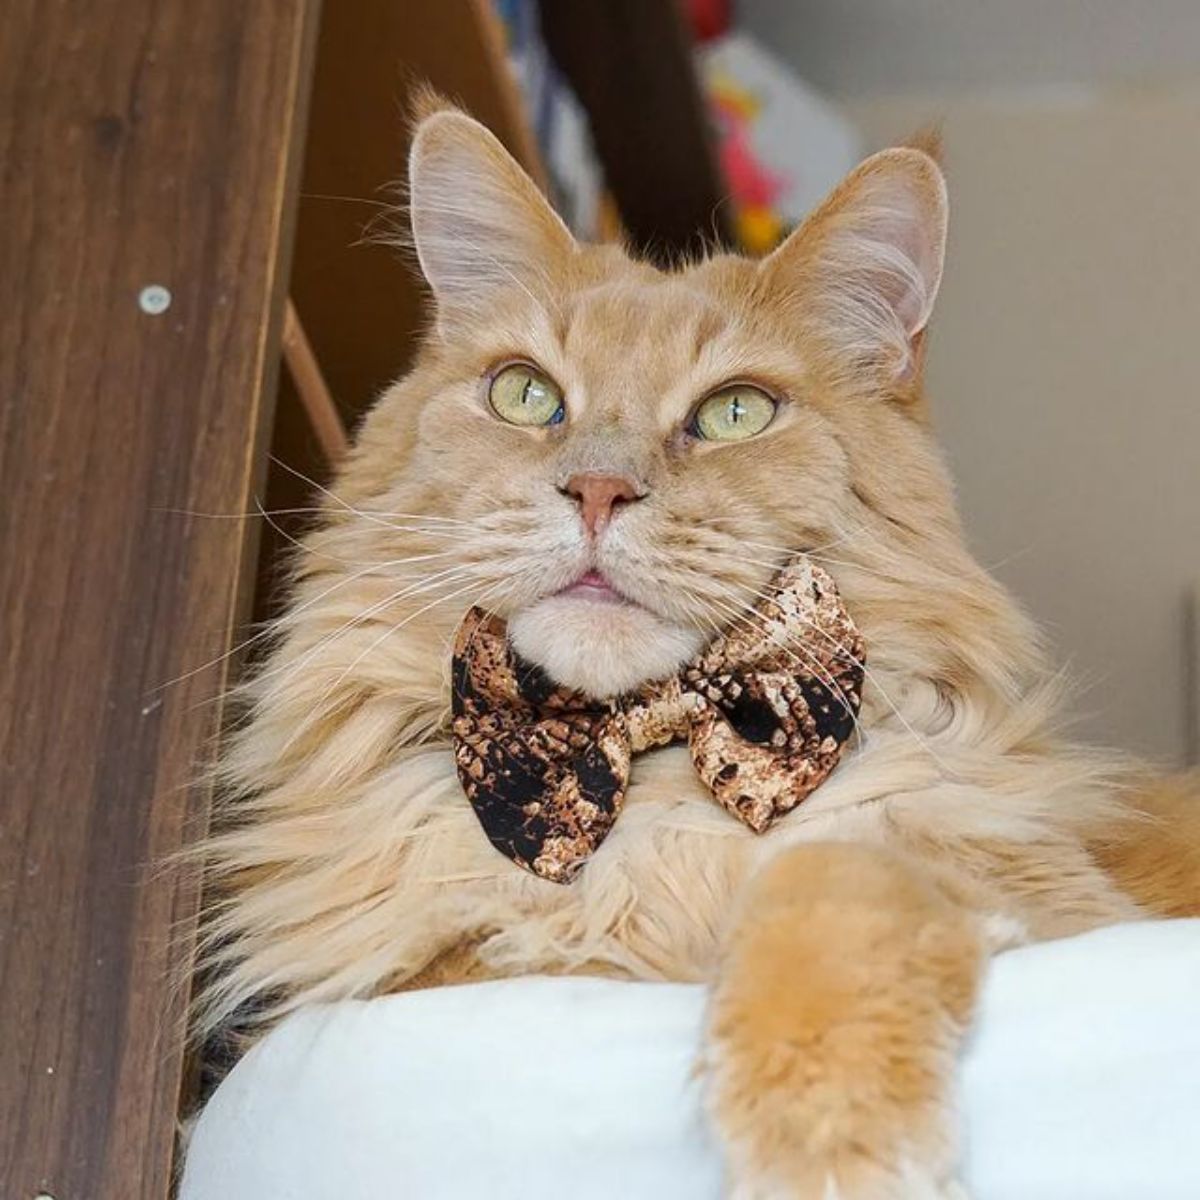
left=763, top=147, right=948, bottom=380
left=407, top=109, right=576, bottom=327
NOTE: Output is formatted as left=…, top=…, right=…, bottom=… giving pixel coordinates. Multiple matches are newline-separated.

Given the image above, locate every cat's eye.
left=488, top=364, right=565, bottom=427
left=691, top=385, right=777, bottom=442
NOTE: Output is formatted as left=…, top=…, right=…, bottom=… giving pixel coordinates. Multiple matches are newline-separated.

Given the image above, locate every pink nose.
left=561, top=472, right=642, bottom=537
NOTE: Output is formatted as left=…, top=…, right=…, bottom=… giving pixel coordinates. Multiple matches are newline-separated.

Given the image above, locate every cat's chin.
left=507, top=595, right=706, bottom=700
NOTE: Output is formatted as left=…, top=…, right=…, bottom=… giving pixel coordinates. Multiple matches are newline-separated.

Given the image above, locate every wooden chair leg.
left=282, top=299, right=348, bottom=464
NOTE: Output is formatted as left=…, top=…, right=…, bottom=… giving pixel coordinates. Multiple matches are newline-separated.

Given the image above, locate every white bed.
left=182, top=920, right=1200, bottom=1200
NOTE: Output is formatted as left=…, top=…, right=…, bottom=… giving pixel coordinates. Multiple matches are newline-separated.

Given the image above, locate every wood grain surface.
left=289, top=0, right=549, bottom=430
left=0, top=1, right=318, bottom=1196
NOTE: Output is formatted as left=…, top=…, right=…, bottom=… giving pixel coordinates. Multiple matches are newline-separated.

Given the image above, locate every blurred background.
left=280, top=0, right=1199, bottom=767
left=746, top=0, right=1200, bottom=770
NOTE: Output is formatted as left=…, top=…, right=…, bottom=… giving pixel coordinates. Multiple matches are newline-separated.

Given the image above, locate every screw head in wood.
left=138, top=284, right=172, bottom=315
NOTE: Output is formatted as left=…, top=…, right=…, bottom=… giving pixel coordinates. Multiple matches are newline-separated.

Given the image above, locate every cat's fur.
left=200, top=102, right=1200, bottom=1198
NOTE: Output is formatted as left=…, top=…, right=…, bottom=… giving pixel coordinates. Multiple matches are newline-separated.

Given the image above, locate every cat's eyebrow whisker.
left=395, top=216, right=565, bottom=324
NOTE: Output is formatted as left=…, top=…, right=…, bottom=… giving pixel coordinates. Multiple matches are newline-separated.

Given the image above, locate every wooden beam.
left=289, top=0, right=550, bottom=429
left=283, top=300, right=349, bottom=464
left=0, top=1, right=319, bottom=1196
left=537, top=0, right=732, bottom=261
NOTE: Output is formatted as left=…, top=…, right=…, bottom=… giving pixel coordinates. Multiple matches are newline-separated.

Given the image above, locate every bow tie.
left=451, top=560, right=866, bottom=883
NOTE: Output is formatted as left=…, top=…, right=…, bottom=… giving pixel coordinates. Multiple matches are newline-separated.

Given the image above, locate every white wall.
left=842, top=88, right=1200, bottom=764
left=742, top=1, right=1200, bottom=97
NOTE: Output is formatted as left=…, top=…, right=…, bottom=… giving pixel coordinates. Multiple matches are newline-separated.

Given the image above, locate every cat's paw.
left=723, top=1156, right=970, bottom=1200
left=705, top=842, right=983, bottom=1200
left=706, top=1005, right=968, bottom=1200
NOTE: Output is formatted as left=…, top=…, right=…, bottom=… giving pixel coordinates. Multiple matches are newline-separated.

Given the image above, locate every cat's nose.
left=560, top=472, right=643, bottom=538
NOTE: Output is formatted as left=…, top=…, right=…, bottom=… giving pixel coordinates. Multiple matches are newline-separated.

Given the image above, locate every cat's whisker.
left=726, top=621, right=863, bottom=752
left=687, top=522, right=851, bottom=561
left=699, top=595, right=862, bottom=745
left=247, top=564, right=481, bottom=700
left=155, top=552, right=467, bottom=694
left=300, top=191, right=393, bottom=209
left=694, top=488, right=912, bottom=572
left=190, top=569, right=475, bottom=719
left=718, top=577, right=949, bottom=769
left=698, top=541, right=942, bottom=595
left=158, top=504, right=472, bottom=528
left=453, top=576, right=520, bottom=669
left=699, top=586, right=866, bottom=749
left=255, top=499, right=453, bottom=569
left=285, top=573, right=504, bottom=753
left=268, top=456, right=483, bottom=542
left=681, top=590, right=729, bottom=645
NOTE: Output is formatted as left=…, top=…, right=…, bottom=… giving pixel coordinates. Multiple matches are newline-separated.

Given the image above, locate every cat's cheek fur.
left=508, top=595, right=705, bottom=699
left=706, top=842, right=983, bottom=1200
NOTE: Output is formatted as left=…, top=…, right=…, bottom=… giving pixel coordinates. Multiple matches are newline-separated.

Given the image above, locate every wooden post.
left=0, top=2, right=320, bottom=1196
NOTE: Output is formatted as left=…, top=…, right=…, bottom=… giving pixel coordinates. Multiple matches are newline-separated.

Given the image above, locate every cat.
left=199, top=97, right=1200, bottom=1199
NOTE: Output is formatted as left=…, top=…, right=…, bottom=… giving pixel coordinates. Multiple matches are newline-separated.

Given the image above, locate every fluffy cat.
left=200, top=100, right=1200, bottom=1198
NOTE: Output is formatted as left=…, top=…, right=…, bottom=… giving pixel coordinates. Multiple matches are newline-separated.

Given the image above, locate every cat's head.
left=339, top=107, right=1007, bottom=707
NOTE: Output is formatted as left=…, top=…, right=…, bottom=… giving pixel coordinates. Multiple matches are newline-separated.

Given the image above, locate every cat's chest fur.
left=396, top=735, right=1129, bottom=991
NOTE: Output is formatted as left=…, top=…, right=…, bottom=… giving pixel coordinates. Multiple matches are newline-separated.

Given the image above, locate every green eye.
left=488, top=364, right=565, bottom=427
left=692, top=385, right=776, bottom=442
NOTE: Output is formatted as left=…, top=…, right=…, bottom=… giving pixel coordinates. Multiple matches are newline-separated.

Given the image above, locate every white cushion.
left=182, top=920, right=1200, bottom=1200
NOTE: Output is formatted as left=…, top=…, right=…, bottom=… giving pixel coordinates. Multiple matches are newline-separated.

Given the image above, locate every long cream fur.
left=196, top=103, right=1197, bottom=1197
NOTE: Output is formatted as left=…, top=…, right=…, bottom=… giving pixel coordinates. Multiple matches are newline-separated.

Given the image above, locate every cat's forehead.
left=564, top=278, right=721, bottom=346
left=555, top=262, right=754, bottom=384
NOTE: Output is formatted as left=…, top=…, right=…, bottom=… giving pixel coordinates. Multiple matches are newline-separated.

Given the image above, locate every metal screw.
left=138, top=284, right=172, bottom=315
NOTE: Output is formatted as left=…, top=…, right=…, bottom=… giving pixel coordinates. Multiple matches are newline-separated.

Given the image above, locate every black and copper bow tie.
left=450, top=561, right=866, bottom=883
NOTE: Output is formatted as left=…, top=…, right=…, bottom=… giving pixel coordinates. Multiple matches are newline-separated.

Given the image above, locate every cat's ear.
left=761, top=147, right=947, bottom=383
left=407, top=107, right=576, bottom=328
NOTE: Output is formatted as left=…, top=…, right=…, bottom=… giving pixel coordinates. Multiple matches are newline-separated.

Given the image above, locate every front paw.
left=707, top=1016, right=967, bottom=1199
left=704, top=848, right=982, bottom=1199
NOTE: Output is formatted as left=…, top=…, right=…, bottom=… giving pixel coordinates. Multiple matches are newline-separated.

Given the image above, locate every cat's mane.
left=194, top=108, right=1182, bottom=1042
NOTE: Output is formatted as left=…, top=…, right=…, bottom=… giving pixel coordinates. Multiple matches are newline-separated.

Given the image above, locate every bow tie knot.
left=452, top=560, right=866, bottom=883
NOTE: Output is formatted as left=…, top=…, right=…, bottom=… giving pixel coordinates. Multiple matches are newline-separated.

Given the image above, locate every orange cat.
left=200, top=102, right=1200, bottom=1198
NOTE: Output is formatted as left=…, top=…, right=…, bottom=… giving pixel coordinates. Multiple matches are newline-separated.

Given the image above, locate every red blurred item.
left=711, top=88, right=787, bottom=211
left=686, top=0, right=730, bottom=43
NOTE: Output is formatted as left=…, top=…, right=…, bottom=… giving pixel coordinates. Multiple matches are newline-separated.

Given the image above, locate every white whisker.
left=699, top=587, right=866, bottom=749
left=154, top=551, right=465, bottom=694
left=247, top=564, right=478, bottom=698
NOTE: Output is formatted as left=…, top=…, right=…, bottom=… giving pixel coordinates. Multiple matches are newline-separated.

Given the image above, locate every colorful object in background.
left=708, top=74, right=788, bottom=254
left=685, top=0, right=732, bottom=43
left=696, top=33, right=861, bottom=255
left=492, top=0, right=604, bottom=239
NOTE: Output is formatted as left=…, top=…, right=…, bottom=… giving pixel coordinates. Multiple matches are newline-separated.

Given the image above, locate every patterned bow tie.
left=451, top=560, right=865, bottom=883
